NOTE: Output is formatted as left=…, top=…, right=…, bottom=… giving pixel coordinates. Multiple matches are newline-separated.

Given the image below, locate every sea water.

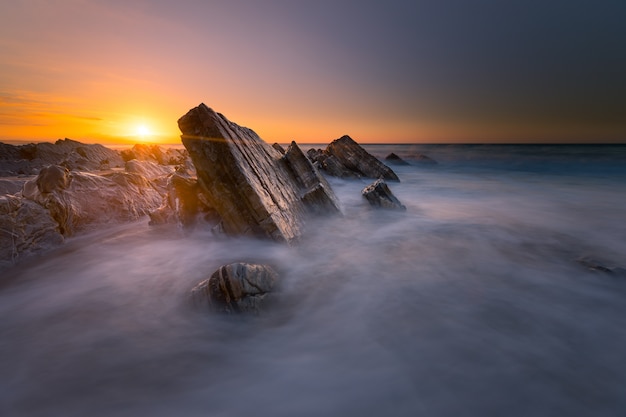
left=1, top=144, right=626, bottom=417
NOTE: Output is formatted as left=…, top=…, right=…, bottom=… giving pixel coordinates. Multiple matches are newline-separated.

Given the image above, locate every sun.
left=135, top=124, right=151, bottom=138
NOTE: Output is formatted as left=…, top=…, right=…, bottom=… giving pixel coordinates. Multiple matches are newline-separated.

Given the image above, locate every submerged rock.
left=362, top=179, right=406, bottom=210
left=578, top=256, right=626, bottom=277
left=179, top=104, right=331, bottom=243
left=408, top=153, right=438, bottom=165
left=384, top=152, right=410, bottom=166
left=191, top=263, right=279, bottom=314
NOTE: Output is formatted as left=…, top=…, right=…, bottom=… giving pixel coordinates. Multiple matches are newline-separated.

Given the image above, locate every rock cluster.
left=307, top=135, right=399, bottom=181
left=178, top=104, right=340, bottom=243
left=0, top=138, right=124, bottom=175
left=0, top=139, right=185, bottom=267
left=120, top=143, right=188, bottom=166
left=2, top=103, right=411, bottom=315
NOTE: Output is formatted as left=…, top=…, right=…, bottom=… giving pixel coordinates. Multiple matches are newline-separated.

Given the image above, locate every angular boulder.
left=326, top=135, right=399, bottom=181
left=283, top=141, right=341, bottom=215
left=178, top=104, right=307, bottom=243
left=191, top=263, right=279, bottom=314
left=362, top=179, right=406, bottom=210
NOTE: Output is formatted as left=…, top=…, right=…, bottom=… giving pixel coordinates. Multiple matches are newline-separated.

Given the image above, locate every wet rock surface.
left=178, top=104, right=307, bottom=243
left=307, top=136, right=399, bottom=181
left=362, top=179, right=406, bottom=210
left=191, top=263, right=279, bottom=314
left=21, top=167, right=163, bottom=236
left=283, top=141, right=342, bottom=215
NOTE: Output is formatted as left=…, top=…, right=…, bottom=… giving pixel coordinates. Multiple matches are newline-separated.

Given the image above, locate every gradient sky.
left=1, top=0, right=625, bottom=144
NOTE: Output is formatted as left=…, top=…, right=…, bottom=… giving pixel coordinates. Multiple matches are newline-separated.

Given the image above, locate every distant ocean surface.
left=1, top=144, right=626, bottom=416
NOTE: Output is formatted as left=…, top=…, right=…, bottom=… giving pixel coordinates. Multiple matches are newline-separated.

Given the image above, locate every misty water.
left=2, top=145, right=626, bottom=416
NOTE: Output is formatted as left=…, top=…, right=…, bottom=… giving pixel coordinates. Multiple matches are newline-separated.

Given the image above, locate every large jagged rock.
left=178, top=104, right=310, bottom=243
left=325, top=135, right=399, bottom=181
left=0, top=139, right=124, bottom=176
left=0, top=194, right=64, bottom=269
left=190, top=263, right=279, bottom=314
left=22, top=166, right=163, bottom=236
left=283, top=141, right=342, bottom=215
left=362, top=179, right=406, bottom=210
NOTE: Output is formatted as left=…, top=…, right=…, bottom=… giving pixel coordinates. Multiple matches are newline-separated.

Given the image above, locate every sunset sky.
left=1, top=0, right=625, bottom=144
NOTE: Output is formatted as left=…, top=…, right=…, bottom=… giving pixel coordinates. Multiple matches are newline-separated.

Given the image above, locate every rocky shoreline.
left=0, top=103, right=407, bottom=311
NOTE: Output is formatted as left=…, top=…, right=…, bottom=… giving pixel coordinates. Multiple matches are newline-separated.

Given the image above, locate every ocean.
left=1, top=144, right=626, bottom=416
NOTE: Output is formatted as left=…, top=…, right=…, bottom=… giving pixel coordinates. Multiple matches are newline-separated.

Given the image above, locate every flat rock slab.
left=178, top=104, right=307, bottom=243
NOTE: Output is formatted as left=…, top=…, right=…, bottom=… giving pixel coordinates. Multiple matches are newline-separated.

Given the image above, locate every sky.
left=0, top=0, right=625, bottom=145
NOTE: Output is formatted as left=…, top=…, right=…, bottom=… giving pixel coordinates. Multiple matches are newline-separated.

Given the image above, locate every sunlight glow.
left=135, top=124, right=151, bottom=138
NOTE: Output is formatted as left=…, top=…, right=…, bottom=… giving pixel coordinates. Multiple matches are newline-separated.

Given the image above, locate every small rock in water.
left=362, top=179, right=406, bottom=210
left=407, top=153, right=438, bottom=165
left=384, top=153, right=409, bottom=165
left=191, top=263, right=279, bottom=314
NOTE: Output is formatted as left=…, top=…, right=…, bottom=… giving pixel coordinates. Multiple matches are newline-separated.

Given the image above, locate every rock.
left=22, top=167, right=163, bottom=236
left=408, top=153, right=438, bottom=165
left=272, top=143, right=286, bottom=155
left=148, top=173, right=215, bottom=228
left=0, top=139, right=124, bottom=176
left=36, top=165, right=71, bottom=193
left=307, top=148, right=361, bottom=179
left=178, top=104, right=307, bottom=243
left=578, top=256, right=626, bottom=277
left=125, top=159, right=174, bottom=180
left=0, top=194, right=64, bottom=269
left=120, top=143, right=189, bottom=167
left=282, top=141, right=342, bottom=215
left=362, top=179, right=406, bottom=210
left=325, top=135, right=399, bottom=181
left=0, top=178, right=28, bottom=195
left=191, top=263, right=279, bottom=313
left=384, top=152, right=409, bottom=165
